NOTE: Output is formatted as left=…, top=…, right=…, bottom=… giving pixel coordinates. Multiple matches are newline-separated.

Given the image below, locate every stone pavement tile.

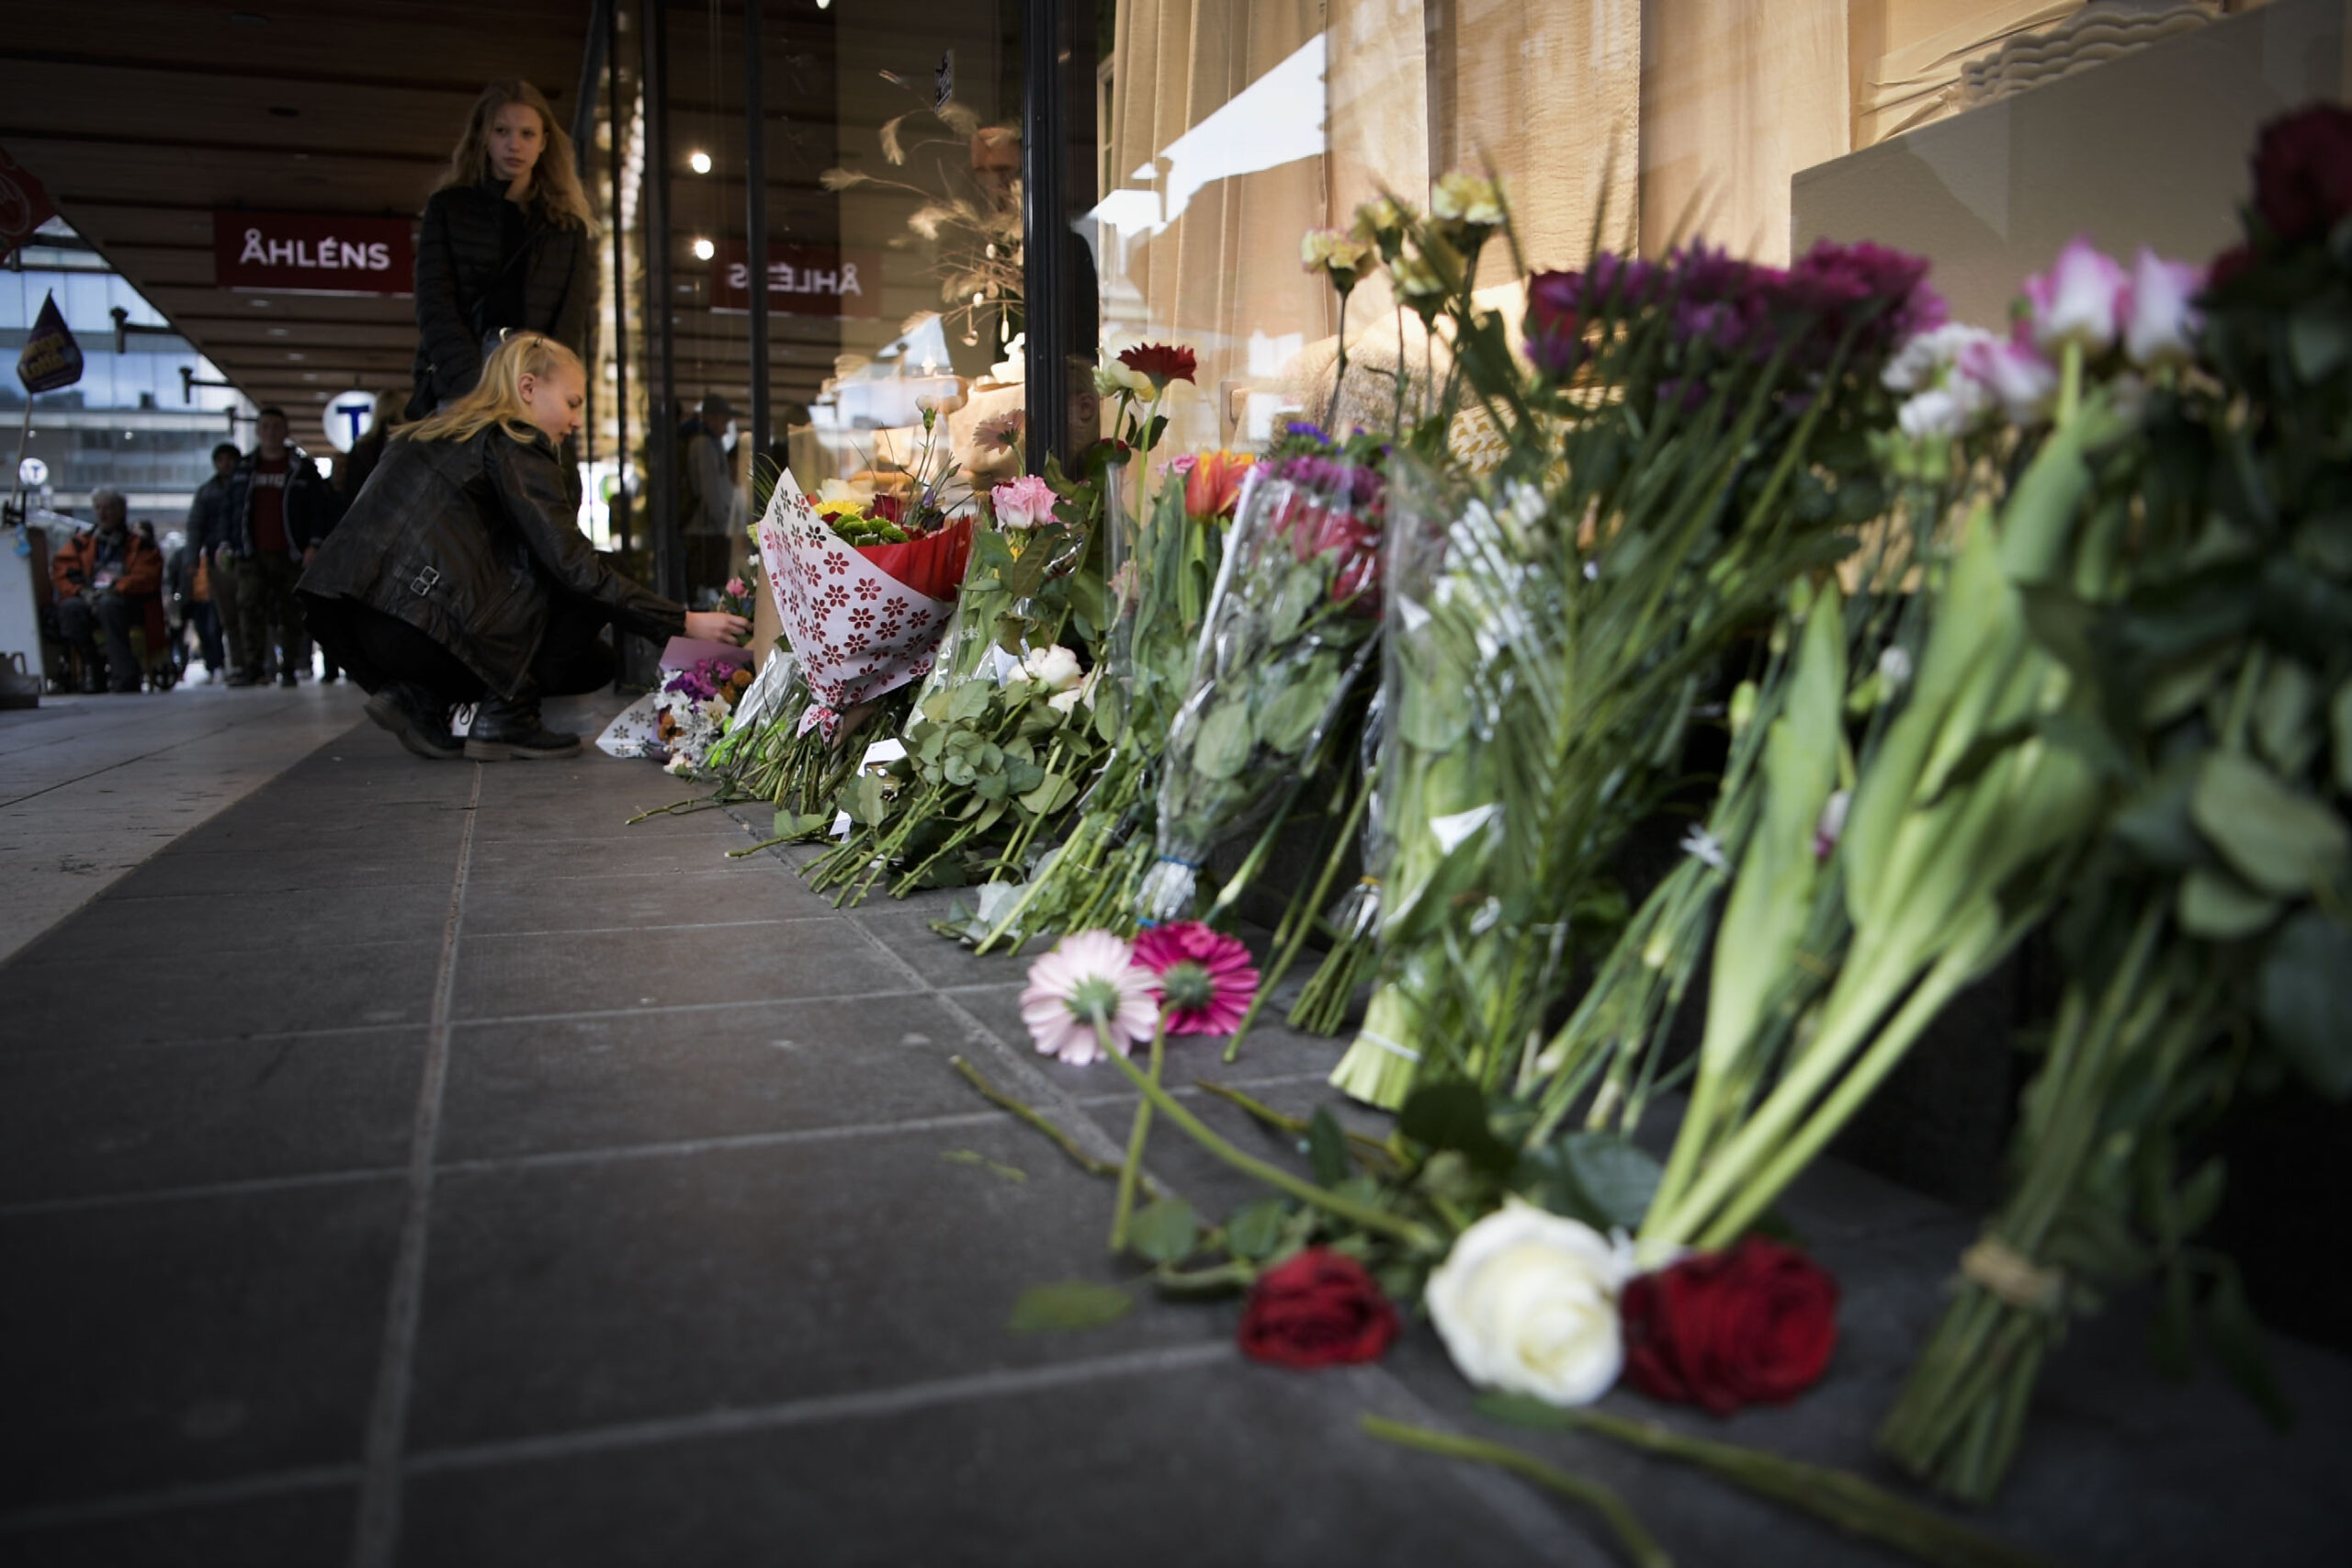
left=0, top=1029, right=423, bottom=1203
left=850, top=906, right=1028, bottom=990
left=22, top=880, right=455, bottom=957
left=0, top=1181, right=403, bottom=1511
left=463, top=829, right=761, bottom=885
left=402, top=1118, right=1216, bottom=1453
left=110, top=843, right=456, bottom=899
left=435, top=994, right=997, bottom=1163
left=0, top=940, right=445, bottom=1050
left=458, top=865, right=838, bottom=937
left=0, top=1486, right=356, bottom=1567
left=396, top=1359, right=1561, bottom=1568
left=448, top=919, right=894, bottom=1021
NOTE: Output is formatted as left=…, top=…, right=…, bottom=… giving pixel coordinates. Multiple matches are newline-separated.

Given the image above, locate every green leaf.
left=1091, top=679, right=1125, bottom=744
left=1006, top=1280, right=1134, bottom=1332
left=1563, top=1134, right=1664, bottom=1230
left=1190, top=701, right=1255, bottom=780
left=1398, top=1082, right=1514, bottom=1174
left=2205, top=1264, right=2294, bottom=1430
left=1018, top=772, right=1076, bottom=816
left=2189, top=751, right=2350, bottom=897
left=1258, top=664, right=1340, bottom=756
left=2290, top=298, right=2352, bottom=382
left=1225, top=1198, right=1290, bottom=1261
left=2257, top=910, right=2352, bottom=1099
left=1306, top=1108, right=1352, bottom=1189
left=1126, top=1198, right=1200, bottom=1265
left=2109, top=765, right=2202, bottom=869
left=2333, top=679, right=2352, bottom=794
left=2176, top=866, right=2282, bottom=941
left=942, top=755, right=978, bottom=788
left=2255, top=659, right=2323, bottom=779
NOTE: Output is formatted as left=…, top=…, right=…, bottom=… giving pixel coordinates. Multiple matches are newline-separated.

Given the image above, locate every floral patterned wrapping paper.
left=754, top=471, right=967, bottom=739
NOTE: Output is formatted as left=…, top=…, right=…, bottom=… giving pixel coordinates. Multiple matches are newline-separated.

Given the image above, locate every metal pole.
left=608, top=0, right=630, bottom=556
left=645, top=0, right=681, bottom=602
left=744, top=0, right=770, bottom=475
left=1022, top=0, right=1066, bottom=471
left=574, top=0, right=614, bottom=477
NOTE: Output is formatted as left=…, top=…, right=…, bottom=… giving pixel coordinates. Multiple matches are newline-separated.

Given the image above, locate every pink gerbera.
left=1020, top=931, right=1160, bottom=1065
left=1132, top=921, right=1260, bottom=1036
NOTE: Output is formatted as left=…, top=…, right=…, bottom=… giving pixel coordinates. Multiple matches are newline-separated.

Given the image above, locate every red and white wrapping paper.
left=755, top=471, right=960, bottom=739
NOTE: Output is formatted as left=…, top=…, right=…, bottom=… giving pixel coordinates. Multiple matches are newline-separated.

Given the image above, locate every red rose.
left=1237, top=1247, right=1399, bottom=1368
left=2253, top=104, right=2352, bottom=244
left=1621, top=1237, right=1838, bottom=1415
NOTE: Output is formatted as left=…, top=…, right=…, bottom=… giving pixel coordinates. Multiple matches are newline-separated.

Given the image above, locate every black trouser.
left=301, top=592, right=616, bottom=705
left=189, top=600, right=225, bottom=674
left=56, top=591, right=141, bottom=691
left=225, top=551, right=304, bottom=681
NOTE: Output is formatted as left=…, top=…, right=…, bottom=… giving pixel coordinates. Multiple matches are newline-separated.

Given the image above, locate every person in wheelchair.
left=51, top=491, right=164, bottom=694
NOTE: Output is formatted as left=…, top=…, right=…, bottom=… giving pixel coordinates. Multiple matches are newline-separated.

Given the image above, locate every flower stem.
left=1109, top=1018, right=1166, bottom=1253
left=948, top=1054, right=1155, bottom=1195
left=1358, top=1416, right=1669, bottom=1568
left=1101, top=1046, right=1441, bottom=1251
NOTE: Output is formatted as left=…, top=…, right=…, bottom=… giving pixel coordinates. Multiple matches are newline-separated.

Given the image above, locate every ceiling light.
left=267, top=326, right=288, bottom=336
left=689, top=150, right=712, bottom=174
left=693, top=237, right=716, bottom=260
left=250, top=298, right=269, bottom=307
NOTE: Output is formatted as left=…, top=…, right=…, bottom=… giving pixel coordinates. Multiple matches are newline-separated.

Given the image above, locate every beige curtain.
left=1639, top=0, right=1850, bottom=264
left=1098, top=0, right=1854, bottom=438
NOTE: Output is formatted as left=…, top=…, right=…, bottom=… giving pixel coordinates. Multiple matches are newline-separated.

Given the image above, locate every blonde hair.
left=435, top=80, right=597, bottom=231
left=402, top=333, right=582, bottom=446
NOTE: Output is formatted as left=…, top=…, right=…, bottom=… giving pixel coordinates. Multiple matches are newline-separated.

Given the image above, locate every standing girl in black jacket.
left=301, top=333, right=749, bottom=761
left=411, top=80, right=598, bottom=416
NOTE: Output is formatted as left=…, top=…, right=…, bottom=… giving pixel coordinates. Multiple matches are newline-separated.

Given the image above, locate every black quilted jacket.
left=410, top=177, right=597, bottom=413
left=300, top=425, right=680, bottom=699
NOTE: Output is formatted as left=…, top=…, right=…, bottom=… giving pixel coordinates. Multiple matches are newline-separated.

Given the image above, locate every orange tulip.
left=1183, top=448, right=1253, bottom=520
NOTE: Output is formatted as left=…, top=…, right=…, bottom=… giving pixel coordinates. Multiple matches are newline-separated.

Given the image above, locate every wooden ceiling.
left=0, top=0, right=872, bottom=452
left=0, top=2, right=597, bottom=424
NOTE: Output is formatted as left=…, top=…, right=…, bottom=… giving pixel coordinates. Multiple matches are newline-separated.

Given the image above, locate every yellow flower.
left=1351, top=196, right=1412, bottom=262
left=1431, top=171, right=1504, bottom=229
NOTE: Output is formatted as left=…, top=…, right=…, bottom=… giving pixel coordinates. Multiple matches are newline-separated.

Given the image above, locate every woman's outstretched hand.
left=686, top=610, right=752, bottom=645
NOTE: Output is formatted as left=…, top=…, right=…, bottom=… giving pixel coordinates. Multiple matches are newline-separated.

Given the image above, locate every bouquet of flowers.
left=1136, top=430, right=1386, bottom=924
left=1332, top=214, right=1939, bottom=1111
left=1883, top=116, right=2352, bottom=1502
left=653, top=655, right=754, bottom=775
left=807, top=468, right=1112, bottom=902
left=972, top=398, right=1244, bottom=952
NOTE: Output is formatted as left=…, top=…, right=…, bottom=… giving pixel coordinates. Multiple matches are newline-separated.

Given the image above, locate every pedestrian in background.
left=411, top=81, right=597, bottom=418
left=341, top=389, right=408, bottom=501
left=187, top=441, right=243, bottom=681
left=220, top=408, right=332, bottom=687
left=51, top=490, right=162, bottom=694
left=678, top=390, right=745, bottom=599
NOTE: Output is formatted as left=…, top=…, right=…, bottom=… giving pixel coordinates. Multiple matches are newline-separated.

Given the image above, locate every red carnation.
left=1621, top=1236, right=1839, bottom=1415
left=1238, top=1247, right=1398, bottom=1368
left=1118, top=341, right=1198, bottom=392
left=2252, top=104, right=2352, bottom=245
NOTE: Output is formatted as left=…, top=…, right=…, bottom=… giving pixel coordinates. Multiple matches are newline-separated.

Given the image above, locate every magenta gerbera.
left=1020, top=931, right=1160, bottom=1065
left=1131, top=921, right=1260, bottom=1036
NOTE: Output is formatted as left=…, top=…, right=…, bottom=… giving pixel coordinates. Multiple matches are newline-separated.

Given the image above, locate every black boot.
left=363, top=682, right=465, bottom=761
left=464, top=694, right=581, bottom=761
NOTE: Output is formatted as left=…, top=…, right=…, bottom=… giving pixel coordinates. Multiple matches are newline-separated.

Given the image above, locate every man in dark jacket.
left=187, top=441, right=243, bottom=678
left=220, top=408, right=333, bottom=687
left=51, top=490, right=164, bottom=693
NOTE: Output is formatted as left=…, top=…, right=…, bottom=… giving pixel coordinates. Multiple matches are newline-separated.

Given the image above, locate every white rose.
left=1022, top=645, right=1083, bottom=692
left=1425, top=1199, right=1634, bottom=1405
left=1046, top=686, right=1083, bottom=716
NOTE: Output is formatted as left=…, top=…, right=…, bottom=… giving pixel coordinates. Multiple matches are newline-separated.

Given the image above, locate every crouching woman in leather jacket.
left=300, top=333, right=749, bottom=760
